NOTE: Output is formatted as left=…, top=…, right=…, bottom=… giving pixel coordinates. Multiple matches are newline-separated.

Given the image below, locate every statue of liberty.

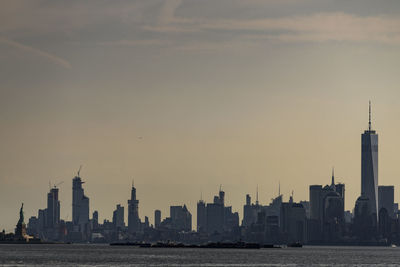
left=15, top=203, right=27, bottom=239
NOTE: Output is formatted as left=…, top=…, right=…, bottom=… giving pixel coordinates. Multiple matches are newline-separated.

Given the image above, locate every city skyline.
left=0, top=102, right=395, bottom=233
left=2, top=0, right=400, bottom=233
left=0, top=101, right=396, bottom=232
left=0, top=103, right=399, bottom=232
left=2, top=101, right=400, bottom=247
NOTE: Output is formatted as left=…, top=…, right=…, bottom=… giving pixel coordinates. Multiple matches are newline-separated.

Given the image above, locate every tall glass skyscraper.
left=361, top=102, right=378, bottom=221
left=72, top=169, right=89, bottom=228
left=128, top=183, right=140, bottom=233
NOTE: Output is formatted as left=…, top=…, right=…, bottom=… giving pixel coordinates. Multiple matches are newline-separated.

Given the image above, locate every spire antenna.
left=278, top=181, right=281, bottom=196
left=369, top=101, right=371, bottom=131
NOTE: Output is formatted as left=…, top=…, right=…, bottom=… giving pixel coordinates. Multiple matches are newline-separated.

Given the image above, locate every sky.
left=1, top=0, right=400, bottom=231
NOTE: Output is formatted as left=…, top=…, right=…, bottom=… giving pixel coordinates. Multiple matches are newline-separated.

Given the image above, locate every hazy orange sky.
left=1, top=0, right=400, bottom=231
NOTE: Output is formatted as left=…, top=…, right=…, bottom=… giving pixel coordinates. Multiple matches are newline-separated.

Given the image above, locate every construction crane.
left=77, top=165, right=82, bottom=177
left=54, top=181, right=64, bottom=189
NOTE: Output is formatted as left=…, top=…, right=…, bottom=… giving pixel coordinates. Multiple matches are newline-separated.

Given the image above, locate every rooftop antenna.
left=289, top=190, right=294, bottom=203
left=49, top=181, right=51, bottom=191
left=132, top=178, right=134, bottom=188
left=369, top=100, right=371, bottom=131
left=331, top=167, right=335, bottom=186
left=219, top=184, right=222, bottom=192
left=278, top=181, right=281, bottom=196
left=256, top=185, right=259, bottom=205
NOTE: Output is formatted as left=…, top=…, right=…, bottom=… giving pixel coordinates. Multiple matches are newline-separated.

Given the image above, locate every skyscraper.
left=309, top=185, right=322, bottom=221
left=308, top=170, right=345, bottom=243
left=197, top=200, right=206, bottom=233
left=154, top=210, right=161, bottom=229
left=46, top=187, right=60, bottom=229
left=361, top=102, right=378, bottom=221
left=242, top=194, right=259, bottom=227
left=128, top=184, right=140, bottom=233
left=280, top=202, right=307, bottom=244
left=92, top=210, right=99, bottom=229
left=170, top=205, right=192, bottom=231
left=112, top=204, right=125, bottom=229
left=72, top=169, right=90, bottom=229
left=378, top=186, right=394, bottom=218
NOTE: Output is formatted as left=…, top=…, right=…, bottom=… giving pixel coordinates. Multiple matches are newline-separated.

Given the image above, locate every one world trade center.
left=361, top=101, right=378, bottom=221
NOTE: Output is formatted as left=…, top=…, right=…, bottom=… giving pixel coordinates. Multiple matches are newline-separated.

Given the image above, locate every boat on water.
left=287, top=242, right=303, bottom=248
left=263, top=244, right=282, bottom=249
left=110, top=241, right=260, bottom=249
left=202, top=242, right=260, bottom=249
left=110, top=242, right=142, bottom=246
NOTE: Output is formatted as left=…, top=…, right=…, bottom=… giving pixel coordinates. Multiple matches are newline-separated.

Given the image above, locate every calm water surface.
left=1, top=244, right=400, bottom=266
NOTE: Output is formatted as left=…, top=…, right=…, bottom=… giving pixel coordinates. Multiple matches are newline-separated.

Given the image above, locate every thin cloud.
left=201, top=12, right=400, bottom=44
left=144, top=12, right=400, bottom=45
left=0, top=38, right=71, bottom=69
left=96, top=39, right=172, bottom=47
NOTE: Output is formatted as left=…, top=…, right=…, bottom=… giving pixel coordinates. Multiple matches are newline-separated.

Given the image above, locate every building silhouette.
left=280, top=197, right=307, bottom=244
left=72, top=174, right=90, bottom=230
left=128, top=183, right=140, bottom=233
left=112, top=204, right=125, bottom=230
left=378, top=186, right=394, bottom=239
left=154, top=210, right=161, bottom=229
left=92, top=210, right=99, bottom=230
left=47, top=187, right=60, bottom=229
left=361, top=101, right=378, bottom=222
left=170, top=205, right=192, bottom=231
left=206, top=202, right=224, bottom=234
left=197, top=200, right=206, bottom=233
left=353, top=195, right=375, bottom=240
left=378, top=186, right=394, bottom=218
left=206, top=188, right=225, bottom=234
left=242, top=194, right=260, bottom=227
left=196, top=187, right=239, bottom=239
left=308, top=169, right=345, bottom=243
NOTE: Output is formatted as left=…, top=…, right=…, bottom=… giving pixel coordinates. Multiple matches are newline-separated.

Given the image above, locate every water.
left=1, top=244, right=400, bottom=266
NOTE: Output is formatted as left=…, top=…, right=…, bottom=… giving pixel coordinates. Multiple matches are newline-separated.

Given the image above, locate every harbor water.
left=1, top=244, right=400, bottom=266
